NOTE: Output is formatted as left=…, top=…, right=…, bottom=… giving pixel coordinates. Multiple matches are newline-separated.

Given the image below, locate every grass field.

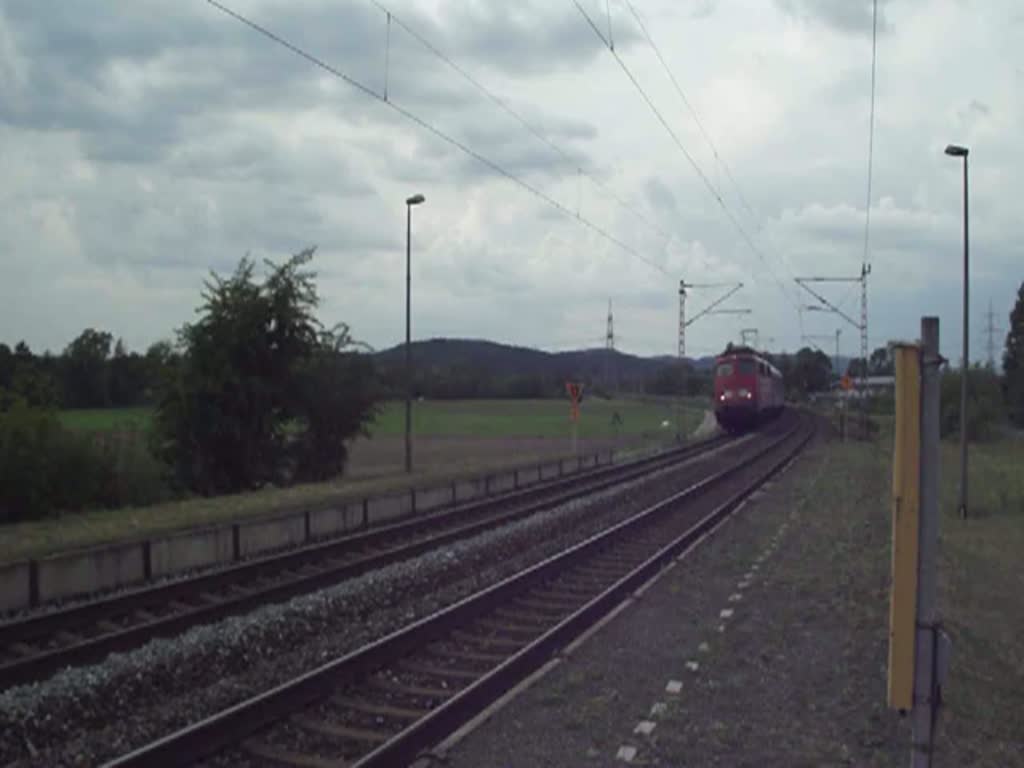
left=2, top=398, right=706, bottom=561
left=57, top=407, right=153, bottom=432
left=57, top=398, right=700, bottom=439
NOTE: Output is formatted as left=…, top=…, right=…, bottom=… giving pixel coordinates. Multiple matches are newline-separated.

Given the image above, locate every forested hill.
left=372, top=338, right=716, bottom=398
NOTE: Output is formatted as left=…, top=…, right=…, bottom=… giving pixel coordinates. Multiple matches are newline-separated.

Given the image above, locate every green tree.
left=62, top=328, right=113, bottom=408
left=869, top=346, right=894, bottom=375
left=1004, top=281, right=1024, bottom=427
left=154, top=248, right=377, bottom=494
left=0, top=343, right=13, bottom=390
left=791, top=347, right=832, bottom=394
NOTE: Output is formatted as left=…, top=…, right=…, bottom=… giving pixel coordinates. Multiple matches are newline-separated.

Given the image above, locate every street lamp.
left=944, top=143, right=969, bottom=519
left=405, top=193, right=425, bottom=474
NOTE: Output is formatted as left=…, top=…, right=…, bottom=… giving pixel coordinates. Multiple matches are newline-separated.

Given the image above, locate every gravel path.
left=443, top=430, right=908, bottom=768
left=0, top=436, right=754, bottom=767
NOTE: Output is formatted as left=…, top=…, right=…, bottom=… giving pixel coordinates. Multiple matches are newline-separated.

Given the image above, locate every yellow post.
left=888, top=343, right=921, bottom=711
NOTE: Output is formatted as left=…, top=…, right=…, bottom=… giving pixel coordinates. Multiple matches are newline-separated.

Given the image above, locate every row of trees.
left=0, top=334, right=178, bottom=411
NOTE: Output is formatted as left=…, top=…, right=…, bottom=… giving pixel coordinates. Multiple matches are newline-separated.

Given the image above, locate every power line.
left=622, top=1, right=760, bottom=233
left=366, top=0, right=675, bottom=248
left=204, top=0, right=669, bottom=276
left=571, top=1, right=804, bottom=314
left=863, top=0, right=879, bottom=271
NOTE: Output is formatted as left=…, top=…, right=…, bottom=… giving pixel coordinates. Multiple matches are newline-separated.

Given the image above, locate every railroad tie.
left=428, top=646, right=508, bottom=665
left=291, top=714, right=391, bottom=745
left=7, top=642, right=39, bottom=658
left=398, top=659, right=479, bottom=683
left=451, top=629, right=523, bottom=651
left=330, top=696, right=427, bottom=723
left=242, top=738, right=346, bottom=768
left=369, top=675, right=453, bottom=700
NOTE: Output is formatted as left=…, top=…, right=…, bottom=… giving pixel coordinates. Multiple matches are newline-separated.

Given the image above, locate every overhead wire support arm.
left=684, top=283, right=745, bottom=327
left=795, top=278, right=864, bottom=332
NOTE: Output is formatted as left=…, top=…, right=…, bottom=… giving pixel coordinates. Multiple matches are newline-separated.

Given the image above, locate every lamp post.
left=405, top=193, right=425, bottom=474
left=944, top=143, right=969, bottom=519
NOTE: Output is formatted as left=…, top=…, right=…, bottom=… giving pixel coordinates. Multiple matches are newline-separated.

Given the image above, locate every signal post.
left=888, top=317, right=951, bottom=767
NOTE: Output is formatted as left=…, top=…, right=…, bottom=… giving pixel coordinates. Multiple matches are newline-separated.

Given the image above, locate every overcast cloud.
left=2, top=0, right=1021, bottom=362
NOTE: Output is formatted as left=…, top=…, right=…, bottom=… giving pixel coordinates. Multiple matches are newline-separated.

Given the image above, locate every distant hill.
left=371, top=338, right=716, bottom=399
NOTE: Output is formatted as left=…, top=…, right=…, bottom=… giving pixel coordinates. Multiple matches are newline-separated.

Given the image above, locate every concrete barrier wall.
left=37, top=542, right=145, bottom=604
left=490, top=472, right=516, bottom=494
left=151, top=526, right=234, bottom=578
left=0, top=560, right=30, bottom=613
left=309, top=505, right=364, bottom=540
left=518, top=466, right=540, bottom=486
left=540, top=462, right=561, bottom=480
left=416, top=486, right=453, bottom=514
left=367, top=493, right=412, bottom=526
left=238, top=514, right=306, bottom=558
left=1, top=448, right=613, bottom=610
left=454, top=478, right=484, bottom=504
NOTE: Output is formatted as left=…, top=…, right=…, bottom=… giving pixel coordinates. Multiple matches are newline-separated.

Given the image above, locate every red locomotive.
left=712, top=345, right=784, bottom=432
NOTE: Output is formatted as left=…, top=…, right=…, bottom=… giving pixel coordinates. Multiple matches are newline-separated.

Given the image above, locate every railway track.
left=0, top=432, right=738, bottom=691
left=103, top=412, right=813, bottom=768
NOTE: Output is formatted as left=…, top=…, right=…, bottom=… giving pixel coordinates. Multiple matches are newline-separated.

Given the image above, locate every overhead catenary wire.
left=364, top=0, right=675, bottom=247
left=571, top=1, right=804, bottom=314
left=863, top=0, right=878, bottom=271
left=204, top=0, right=669, bottom=276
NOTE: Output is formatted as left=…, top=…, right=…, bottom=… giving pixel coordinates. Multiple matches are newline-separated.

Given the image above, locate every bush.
left=0, top=402, right=110, bottom=521
left=940, top=367, right=1005, bottom=442
left=0, top=404, right=173, bottom=522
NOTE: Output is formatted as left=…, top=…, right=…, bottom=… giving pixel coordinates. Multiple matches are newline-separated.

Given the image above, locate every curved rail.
left=101, top=413, right=812, bottom=768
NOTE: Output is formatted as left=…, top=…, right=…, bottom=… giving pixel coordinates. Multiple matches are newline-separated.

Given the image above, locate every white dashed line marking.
left=728, top=592, right=743, bottom=602
left=685, top=660, right=700, bottom=672
left=738, top=580, right=751, bottom=589
left=650, top=702, right=667, bottom=717
left=698, top=641, right=710, bottom=653
left=616, top=745, right=638, bottom=762
left=634, top=720, right=656, bottom=736
left=720, top=608, right=734, bottom=619
left=666, top=680, right=683, bottom=694
left=717, top=623, right=727, bottom=632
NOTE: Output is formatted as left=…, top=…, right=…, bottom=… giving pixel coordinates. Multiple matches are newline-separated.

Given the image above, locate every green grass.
left=372, top=398, right=700, bottom=439
left=57, top=407, right=153, bottom=432
left=56, top=398, right=703, bottom=439
left=934, top=437, right=1024, bottom=766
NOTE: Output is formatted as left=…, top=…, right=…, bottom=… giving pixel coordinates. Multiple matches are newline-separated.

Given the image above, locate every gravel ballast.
left=0, top=434, right=756, bottom=767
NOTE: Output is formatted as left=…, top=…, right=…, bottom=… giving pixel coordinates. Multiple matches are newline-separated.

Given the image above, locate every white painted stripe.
left=698, top=641, right=710, bottom=653
left=616, top=745, right=638, bottom=762
left=738, top=580, right=751, bottom=589
left=650, top=702, right=667, bottom=717
left=720, top=608, right=734, bottom=619
left=634, top=720, right=656, bottom=736
left=666, top=680, right=683, bottom=694
left=729, top=592, right=743, bottom=602
left=717, top=623, right=726, bottom=632
left=685, top=660, right=700, bottom=672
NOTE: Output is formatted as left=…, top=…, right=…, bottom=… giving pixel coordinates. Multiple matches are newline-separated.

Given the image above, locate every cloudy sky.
left=1, top=0, right=1021, bottom=362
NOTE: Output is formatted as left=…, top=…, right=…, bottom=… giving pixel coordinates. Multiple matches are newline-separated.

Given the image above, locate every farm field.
left=4, top=398, right=706, bottom=561
left=57, top=398, right=702, bottom=440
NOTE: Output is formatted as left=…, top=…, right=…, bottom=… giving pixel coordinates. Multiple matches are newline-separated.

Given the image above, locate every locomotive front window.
left=737, top=359, right=756, bottom=375
left=716, top=363, right=733, bottom=376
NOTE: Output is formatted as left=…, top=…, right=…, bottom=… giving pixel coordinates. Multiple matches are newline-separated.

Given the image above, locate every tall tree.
left=62, top=328, right=113, bottom=408
left=154, top=248, right=377, bottom=494
left=1003, top=281, right=1024, bottom=427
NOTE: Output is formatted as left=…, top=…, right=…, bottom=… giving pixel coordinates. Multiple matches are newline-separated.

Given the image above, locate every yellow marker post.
left=888, top=343, right=921, bottom=711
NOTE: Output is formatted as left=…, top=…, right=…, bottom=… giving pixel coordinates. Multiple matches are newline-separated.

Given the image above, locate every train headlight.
left=722, top=389, right=734, bottom=399
left=738, top=388, right=752, bottom=399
